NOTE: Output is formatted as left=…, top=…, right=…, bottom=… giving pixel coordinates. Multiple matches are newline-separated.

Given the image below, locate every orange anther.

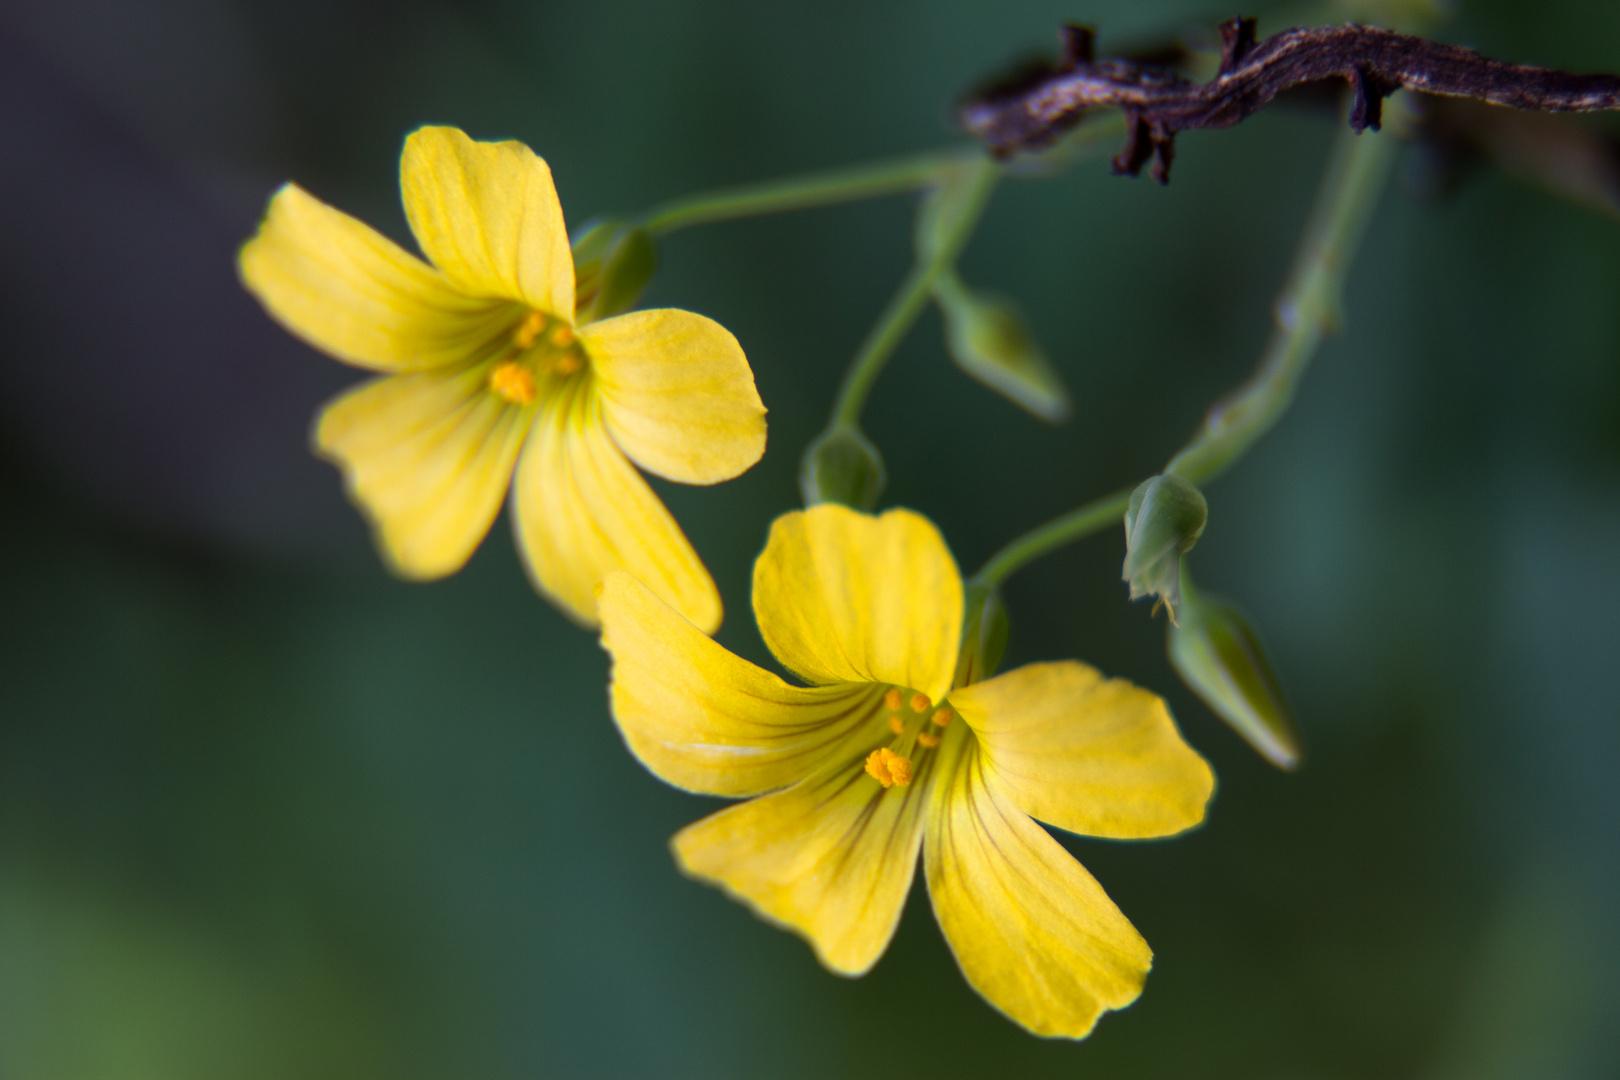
left=489, top=362, right=536, bottom=405
left=513, top=311, right=546, bottom=349
left=548, top=323, right=576, bottom=347
left=916, top=731, right=941, bottom=748
left=888, top=754, right=913, bottom=786
left=910, top=693, right=930, bottom=713
left=864, top=747, right=913, bottom=788
left=884, top=688, right=903, bottom=712
left=931, top=706, right=954, bottom=727
left=887, top=714, right=905, bottom=735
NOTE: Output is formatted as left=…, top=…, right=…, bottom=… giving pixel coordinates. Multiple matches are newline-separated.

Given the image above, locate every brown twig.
left=960, top=18, right=1620, bottom=183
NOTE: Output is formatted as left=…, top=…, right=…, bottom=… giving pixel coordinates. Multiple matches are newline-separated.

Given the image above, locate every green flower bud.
left=956, top=581, right=1011, bottom=686
left=800, top=427, right=886, bottom=510
left=1168, top=577, right=1302, bottom=771
left=935, top=270, right=1071, bottom=423
left=1122, top=473, right=1207, bottom=619
left=570, top=219, right=659, bottom=323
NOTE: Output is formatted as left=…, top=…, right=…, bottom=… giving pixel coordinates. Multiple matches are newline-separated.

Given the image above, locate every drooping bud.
left=1168, top=575, right=1302, bottom=771
left=570, top=220, right=659, bottom=323
left=934, top=270, right=1071, bottom=423
left=799, top=426, right=886, bottom=510
left=955, top=581, right=1010, bottom=686
left=1122, top=473, right=1207, bottom=619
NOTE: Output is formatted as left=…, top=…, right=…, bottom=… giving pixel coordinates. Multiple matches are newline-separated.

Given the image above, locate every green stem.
left=972, top=487, right=1134, bottom=588
left=1164, top=106, right=1405, bottom=485
left=642, top=104, right=1133, bottom=239
left=831, top=264, right=939, bottom=428
left=827, top=156, right=1001, bottom=429
left=971, top=102, right=1406, bottom=588
left=640, top=149, right=974, bottom=237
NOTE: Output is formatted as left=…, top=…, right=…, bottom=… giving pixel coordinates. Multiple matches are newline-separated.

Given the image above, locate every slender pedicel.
left=960, top=18, right=1620, bottom=182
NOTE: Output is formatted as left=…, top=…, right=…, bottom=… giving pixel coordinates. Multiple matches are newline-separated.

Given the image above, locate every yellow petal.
left=579, top=309, right=766, bottom=484
left=950, top=661, right=1214, bottom=840
left=512, top=381, right=720, bottom=631
left=752, top=505, right=962, bottom=703
left=674, top=750, right=933, bottom=976
left=239, top=183, right=515, bottom=372
left=314, top=364, right=529, bottom=579
left=399, top=126, right=575, bottom=317
left=599, top=571, right=887, bottom=796
left=925, top=734, right=1152, bottom=1039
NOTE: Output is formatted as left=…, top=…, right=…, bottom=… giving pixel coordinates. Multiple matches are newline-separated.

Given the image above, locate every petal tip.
left=670, top=826, right=888, bottom=981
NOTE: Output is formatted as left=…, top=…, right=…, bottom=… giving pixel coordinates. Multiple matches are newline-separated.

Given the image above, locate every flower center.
left=489, top=362, right=537, bottom=404
left=863, top=686, right=955, bottom=789
left=488, top=310, right=586, bottom=405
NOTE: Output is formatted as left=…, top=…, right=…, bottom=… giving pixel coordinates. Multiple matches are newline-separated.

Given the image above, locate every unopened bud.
left=1168, top=578, right=1302, bottom=770
left=571, top=220, right=659, bottom=322
left=1122, top=473, right=1207, bottom=619
left=800, top=427, right=886, bottom=510
left=955, top=582, right=1010, bottom=686
left=935, top=271, right=1071, bottom=422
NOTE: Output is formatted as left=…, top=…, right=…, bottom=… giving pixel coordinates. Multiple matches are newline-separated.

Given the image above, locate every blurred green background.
left=2, top=0, right=1618, bottom=1076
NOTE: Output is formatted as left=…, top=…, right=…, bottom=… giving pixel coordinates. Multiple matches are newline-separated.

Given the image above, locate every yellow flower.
left=238, top=126, right=765, bottom=631
left=599, top=504, right=1215, bottom=1038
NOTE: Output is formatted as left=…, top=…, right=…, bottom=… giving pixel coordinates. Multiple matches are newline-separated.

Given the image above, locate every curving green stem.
left=827, top=155, right=1001, bottom=430
left=639, top=109, right=1131, bottom=239
left=644, top=120, right=1130, bottom=431
left=639, top=149, right=975, bottom=237
left=1165, top=104, right=1406, bottom=484
left=822, top=118, right=1139, bottom=432
left=829, top=264, right=941, bottom=429
left=972, top=486, right=1135, bottom=588
left=971, top=103, right=1405, bottom=587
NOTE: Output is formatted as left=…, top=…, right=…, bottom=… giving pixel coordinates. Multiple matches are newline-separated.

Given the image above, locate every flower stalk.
left=829, top=155, right=1001, bottom=430
left=639, top=149, right=975, bottom=237
left=973, top=487, right=1134, bottom=589
left=972, top=96, right=1406, bottom=588
left=1165, top=100, right=1407, bottom=485
left=800, top=156, right=1001, bottom=507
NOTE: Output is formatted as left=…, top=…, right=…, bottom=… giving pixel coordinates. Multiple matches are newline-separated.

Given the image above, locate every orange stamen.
left=549, top=323, right=576, bottom=347
left=888, top=754, right=912, bottom=786
left=864, top=747, right=913, bottom=788
left=513, top=311, right=546, bottom=349
left=910, top=692, right=930, bottom=713
left=884, top=688, right=903, bottom=712
left=931, top=706, right=954, bottom=727
left=489, top=362, right=536, bottom=405
left=887, top=714, right=905, bottom=735
left=917, top=731, right=941, bottom=748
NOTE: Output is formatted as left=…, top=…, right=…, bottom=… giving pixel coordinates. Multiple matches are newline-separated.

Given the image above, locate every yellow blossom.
left=238, top=126, right=765, bottom=631
left=598, top=504, right=1215, bottom=1038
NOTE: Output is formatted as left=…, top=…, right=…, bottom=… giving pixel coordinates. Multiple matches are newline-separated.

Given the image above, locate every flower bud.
left=934, top=271, right=1071, bottom=422
left=570, top=219, right=659, bottom=323
left=1122, top=473, right=1207, bottom=619
left=1168, top=579, right=1302, bottom=770
left=799, top=427, right=886, bottom=510
left=955, top=582, right=1010, bottom=686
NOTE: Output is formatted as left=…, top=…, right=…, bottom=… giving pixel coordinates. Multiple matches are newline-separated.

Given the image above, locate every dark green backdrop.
left=1, top=0, right=1617, bottom=1076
